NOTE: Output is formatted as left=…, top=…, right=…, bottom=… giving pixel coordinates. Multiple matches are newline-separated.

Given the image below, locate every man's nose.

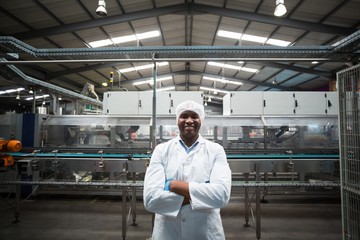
left=185, top=116, right=193, bottom=122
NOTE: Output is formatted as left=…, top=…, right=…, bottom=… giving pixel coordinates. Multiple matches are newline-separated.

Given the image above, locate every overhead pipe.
left=1, top=58, right=102, bottom=107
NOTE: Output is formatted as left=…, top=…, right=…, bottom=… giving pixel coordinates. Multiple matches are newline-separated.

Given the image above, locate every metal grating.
left=338, top=64, right=360, bottom=240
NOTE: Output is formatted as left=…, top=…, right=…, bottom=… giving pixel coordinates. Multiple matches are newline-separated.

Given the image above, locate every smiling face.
left=178, top=110, right=201, bottom=147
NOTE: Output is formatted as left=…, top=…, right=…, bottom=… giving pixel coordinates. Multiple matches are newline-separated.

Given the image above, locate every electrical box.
left=293, top=92, right=327, bottom=115
left=223, top=92, right=263, bottom=115
left=223, top=91, right=338, bottom=116
left=167, top=92, right=203, bottom=114
left=263, top=92, right=295, bottom=115
left=103, top=92, right=139, bottom=115
left=103, top=91, right=203, bottom=115
left=325, top=92, right=339, bottom=115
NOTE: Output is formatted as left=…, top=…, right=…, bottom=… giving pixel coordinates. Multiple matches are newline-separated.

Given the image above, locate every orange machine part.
left=1, top=155, right=14, bottom=167
left=7, top=140, right=22, bottom=152
left=0, top=140, right=21, bottom=167
left=0, top=140, right=22, bottom=152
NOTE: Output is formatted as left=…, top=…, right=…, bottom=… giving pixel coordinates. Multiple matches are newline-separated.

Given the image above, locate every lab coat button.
left=182, top=218, right=186, bottom=222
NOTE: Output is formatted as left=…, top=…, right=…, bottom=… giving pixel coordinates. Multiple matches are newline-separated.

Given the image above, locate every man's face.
left=178, top=110, right=201, bottom=141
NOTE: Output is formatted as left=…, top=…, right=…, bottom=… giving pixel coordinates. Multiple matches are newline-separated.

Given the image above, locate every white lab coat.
left=143, top=135, right=232, bottom=240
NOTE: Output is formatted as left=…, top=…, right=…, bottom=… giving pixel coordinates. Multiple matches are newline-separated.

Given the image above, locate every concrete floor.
left=0, top=193, right=342, bottom=240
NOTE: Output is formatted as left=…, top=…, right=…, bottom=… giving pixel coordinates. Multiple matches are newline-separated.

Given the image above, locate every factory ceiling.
left=0, top=0, right=359, bottom=111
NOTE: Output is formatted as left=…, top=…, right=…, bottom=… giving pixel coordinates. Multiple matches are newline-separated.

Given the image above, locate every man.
left=143, top=100, right=232, bottom=240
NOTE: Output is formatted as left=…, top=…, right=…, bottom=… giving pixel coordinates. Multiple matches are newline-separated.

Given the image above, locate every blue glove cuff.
left=164, top=178, right=174, bottom=191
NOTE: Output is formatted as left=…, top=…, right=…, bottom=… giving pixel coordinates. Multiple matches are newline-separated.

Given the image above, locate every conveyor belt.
left=0, top=180, right=340, bottom=188
left=8, top=152, right=339, bottom=160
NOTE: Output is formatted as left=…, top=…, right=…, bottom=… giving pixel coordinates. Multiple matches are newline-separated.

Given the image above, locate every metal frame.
left=337, top=64, right=360, bottom=240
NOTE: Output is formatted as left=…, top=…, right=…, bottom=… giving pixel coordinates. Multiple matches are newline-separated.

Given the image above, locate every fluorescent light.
left=25, top=94, right=49, bottom=101
left=89, top=30, right=160, bottom=47
left=111, top=35, right=137, bottom=44
left=218, top=30, right=291, bottom=47
left=200, top=86, right=230, bottom=94
left=102, top=82, right=108, bottom=87
left=0, top=87, right=25, bottom=95
left=133, top=76, right=172, bottom=86
left=241, top=66, right=258, bottom=73
left=89, top=39, right=112, bottom=48
left=266, top=39, right=291, bottom=46
left=136, top=30, right=160, bottom=40
left=147, top=86, right=175, bottom=92
left=241, top=34, right=267, bottom=44
left=118, top=62, right=168, bottom=73
left=5, top=89, right=17, bottom=93
left=311, top=61, right=319, bottom=64
left=203, top=76, right=243, bottom=86
left=208, top=61, right=258, bottom=73
left=217, top=30, right=242, bottom=39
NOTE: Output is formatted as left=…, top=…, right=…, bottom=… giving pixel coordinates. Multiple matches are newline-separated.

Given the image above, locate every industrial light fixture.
left=16, top=93, right=20, bottom=100
left=96, top=0, right=107, bottom=17
left=274, top=0, right=287, bottom=17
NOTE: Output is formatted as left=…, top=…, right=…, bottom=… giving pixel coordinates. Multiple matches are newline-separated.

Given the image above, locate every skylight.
left=203, top=76, right=243, bottom=86
left=133, top=76, right=173, bottom=86
left=217, top=30, right=291, bottom=47
left=118, top=62, right=168, bottom=74
left=147, top=86, right=175, bottom=92
left=89, top=30, right=161, bottom=48
left=208, top=61, right=258, bottom=73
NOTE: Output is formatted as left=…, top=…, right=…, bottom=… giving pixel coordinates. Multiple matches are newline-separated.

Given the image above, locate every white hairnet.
left=176, top=100, right=205, bottom=122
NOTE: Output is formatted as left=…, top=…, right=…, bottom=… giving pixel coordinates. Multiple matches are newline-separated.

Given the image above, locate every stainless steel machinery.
left=1, top=113, right=340, bottom=240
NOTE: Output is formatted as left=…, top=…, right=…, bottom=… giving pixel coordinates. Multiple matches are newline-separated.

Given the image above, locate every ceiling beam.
left=11, top=3, right=355, bottom=41
left=12, top=4, right=189, bottom=40
left=249, top=61, right=333, bottom=78
left=191, top=3, right=355, bottom=35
